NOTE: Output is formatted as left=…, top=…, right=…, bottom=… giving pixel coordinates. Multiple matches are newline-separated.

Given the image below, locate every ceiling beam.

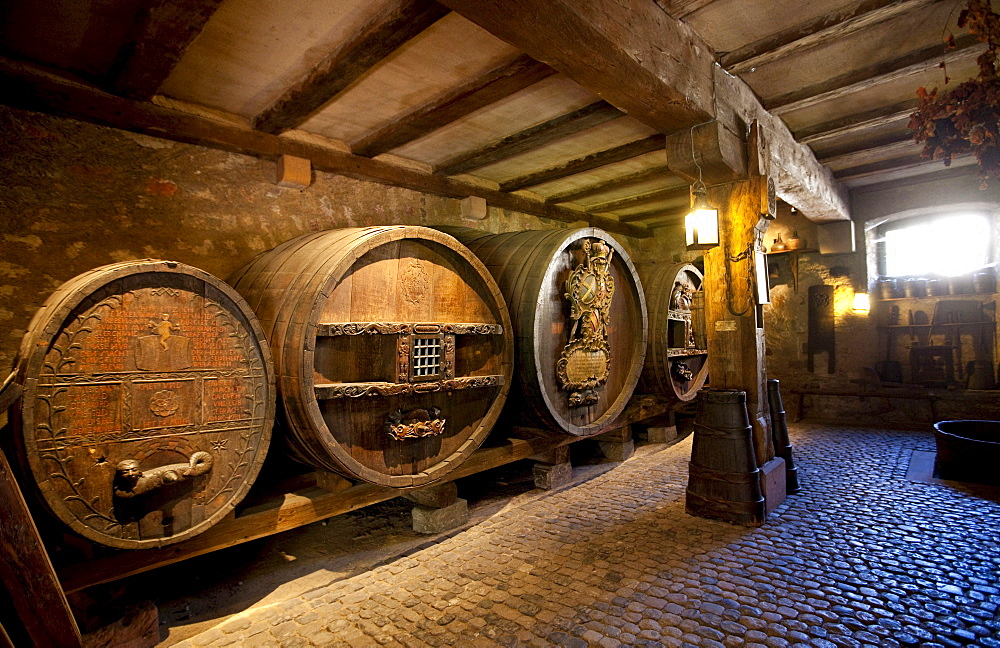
left=435, top=101, right=623, bottom=175
left=545, top=166, right=678, bottom=204
left=818, top=137, right=918, bottom=169
left=585, top=185, right=689, bottom=213
left=620, top=206, right=687, bottom=224
left=767, top=34, right=983, bottom=115
left=0, top=57, right=649, bottom=239
left=499, top=135, right=666, bottom=192
left=795, top=100, right=916, bottom=145
left=439, top=0, right=715, bottom=134
left=351, top=54, right=556, bottom=158
left=109, top=0, right=226, bottom=100
left=834, top=155, right=934, bottom=181
left=653, top=0, right=715, bottom=19
left=253, top=0, right=450, bottom=134
left=722, top=0, right=938, bottom=75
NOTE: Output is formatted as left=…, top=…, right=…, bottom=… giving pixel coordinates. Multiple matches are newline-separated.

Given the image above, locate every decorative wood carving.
left=314, top=375, right=504, bottom=399
left=386, top=407, right=446, bottom=441
left=13, top=261, right=274, bottom=549
left=557, top=239, right=615, bottom=407
left=316, top=322, right=503, bottom=336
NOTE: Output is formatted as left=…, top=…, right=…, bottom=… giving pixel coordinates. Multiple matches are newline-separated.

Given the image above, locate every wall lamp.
left=852, top=291, right=870, bottom=314
left=684, top=123, right=719, bottom=250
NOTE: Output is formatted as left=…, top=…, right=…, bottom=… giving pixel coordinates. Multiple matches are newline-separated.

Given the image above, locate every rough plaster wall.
left=0, top=106, right=578, bottom=374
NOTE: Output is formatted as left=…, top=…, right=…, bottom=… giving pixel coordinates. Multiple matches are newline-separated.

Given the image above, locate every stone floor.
left=163, top=424, right=1000, bottom=648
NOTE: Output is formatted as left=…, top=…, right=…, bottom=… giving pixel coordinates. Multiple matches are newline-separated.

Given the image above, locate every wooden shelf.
left=879, top=322, right=994, bottom=329
left=765, top=247, right=817, bottom=256
left=877, top=293, right=997, bottom=301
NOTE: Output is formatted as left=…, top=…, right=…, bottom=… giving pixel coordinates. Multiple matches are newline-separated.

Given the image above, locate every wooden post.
left=703, top=176, right=775, bottom=468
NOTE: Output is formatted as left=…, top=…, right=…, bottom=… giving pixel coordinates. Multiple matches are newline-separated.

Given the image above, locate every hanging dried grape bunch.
left=909, top=0, right=1000, bottom=188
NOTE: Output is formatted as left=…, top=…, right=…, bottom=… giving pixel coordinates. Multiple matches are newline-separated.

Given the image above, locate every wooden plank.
left=0, top=372, right=21, bottom=413
left=545, top=165, right=676, bottom=203
left=818, top=137, right=918, bottom=169
left=0, top=448, right=83, bottom=647
left=351, top=54, right=557, bottom=157
left=435, top=101, right=623, bottom=175
left=833, top=154, right=944, bottom=181
left=621, top=206, right=687, bottom=224
left=500, top=135, right=666, bottom=191
left=109, top=0, right=226, bottom=100
left=586, top=185, right=689, bottom=213
left=56, top=435, right=564, bottom=593
left=0, top=58, right=649, bottom=238
left=440, top=0, right=715, bottom=133
left=767, top=34, right=984, bottom=115
left=722, top=0, right=939, bottom=74
left=838, top=153, right=978, bottom=185
left=795, top=100, right=916, bottom=145
left=653, top=0, right=716, bottom=19
left=253, top=0, right=450, bottom=134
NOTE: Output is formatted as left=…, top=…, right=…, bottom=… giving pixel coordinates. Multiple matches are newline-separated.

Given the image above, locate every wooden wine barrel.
left=12, top=260, right=275, bottom=549
left=229, top=227, right=513, bottom=487
left=445, top=228, right=647, bottom=436
left=638, top=262, right=709, bottom=402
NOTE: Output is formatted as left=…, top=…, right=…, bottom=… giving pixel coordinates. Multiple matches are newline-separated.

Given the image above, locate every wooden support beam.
left=253, top=0, right=450, bottom=134
left=795, top=100, right=916, bottom=145
left=109, top=0, right=226, bottom=100
left=704, top=176, right=773, bottom=467
left=545, top=166, right=676, bottom=204
left=499, top=135, right=666, bottom=191
left=722, top=0, right=938, bottom=75
left=586, top=185, right=689, bottom=213
left=0, top=58, right=650, bottom=239
left=833, top=154, right=960, bottom=181
left=715, top=66, right=850, bottom=223
left=653, top=0, right=715, bottom=19
left=818, top=137, right=918, bottom=169
left=767, top=35, right=983, bottom=115
left=435, top=101, right=623, bottom=175
left=351, top=54, right=556, bottom=157
left=664, top=119, right=747, bottom=185
left=621, top=206, right=687, bottom=224
left=440, top=0, right=715, bottom=133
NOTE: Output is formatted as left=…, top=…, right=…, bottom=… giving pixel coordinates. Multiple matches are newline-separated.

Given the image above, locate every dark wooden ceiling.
left=0, top=0, right=979, bottom=236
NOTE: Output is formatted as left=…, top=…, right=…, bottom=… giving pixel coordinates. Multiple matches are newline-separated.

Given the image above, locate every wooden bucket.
left=638, top=262, right=708, bottom=402
left=446, top=228, right=647, bottom=436
left=686, top=389, right=766, bottom=526
left=12, top=260, right=275, bottom=549
left=230, top=226, right=513, bottom=487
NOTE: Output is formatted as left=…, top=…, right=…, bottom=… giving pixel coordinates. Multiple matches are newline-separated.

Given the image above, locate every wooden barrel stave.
left=446, top=228, right=647, bottom=436
left=231, top=227, right=513, bottom=487
left=13, top=260, right=275, bottom=549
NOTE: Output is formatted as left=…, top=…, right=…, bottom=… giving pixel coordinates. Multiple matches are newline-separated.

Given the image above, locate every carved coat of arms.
left=556, top=239, right=615, bottom=407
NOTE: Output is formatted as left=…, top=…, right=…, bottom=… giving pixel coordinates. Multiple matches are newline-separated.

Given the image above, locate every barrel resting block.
left=647, top=425, right=678, bottom=444
left=412, top=499, right=469, bottom=534
left=761, top=457, right=787, bottom=515
left=597, top=425, right=635, bottom=462
left=404, top=482, right=458, bottom=509
left=533, top=461, right=573, bottom=490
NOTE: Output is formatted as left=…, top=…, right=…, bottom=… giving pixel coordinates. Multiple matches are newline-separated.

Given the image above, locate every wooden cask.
left=12, top=260, right=275, bottom=549
left=638, top=262, right=709, bottom=402
left=229, top=227, right=513, bottom=487
left=446, top=228, right=647, bottom=436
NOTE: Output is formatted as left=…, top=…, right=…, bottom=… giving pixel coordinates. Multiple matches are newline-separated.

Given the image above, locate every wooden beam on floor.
left=767, top=35, right=983, bottom=115
left=499, top=135, right=666, bottom=192
left=440, top=0, right=715, bottom=134
left=796, top=100, right=916, bottom=145
left=0, top=57, right=650, bottom=239
left=351, top=54, right=556, bottom=158
left=722, top=0, right=938, bottom=75
left=818, top=137, right=918, bottom=170
left=545, top=166, right=677, bottom=204
left=586, top=185, right=689, bottom=213
left=435, top=101, right=623, bottom=175
left=253, top=0, right=450, bottom=134
left=109, top=0, right=226, bottom=100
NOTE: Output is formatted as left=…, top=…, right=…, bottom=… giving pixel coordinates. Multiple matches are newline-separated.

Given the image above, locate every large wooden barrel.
left=229, top=227, right=513, bottom=487
left=12, top=260, right=275, bottom=549
left=638, top=262, right=708, bottom=401
left=446, top=228, right=647, bottom=436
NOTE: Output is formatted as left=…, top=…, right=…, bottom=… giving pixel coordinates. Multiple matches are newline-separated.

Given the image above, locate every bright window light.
left=883, top=213, right=991, bottom=277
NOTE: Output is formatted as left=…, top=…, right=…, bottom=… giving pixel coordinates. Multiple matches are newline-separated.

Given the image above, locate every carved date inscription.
left=21, top=269, right=272, bottom=549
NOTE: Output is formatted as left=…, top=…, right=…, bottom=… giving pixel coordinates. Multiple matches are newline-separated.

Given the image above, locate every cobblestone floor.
left=169, top=424, right=1000, bottom=648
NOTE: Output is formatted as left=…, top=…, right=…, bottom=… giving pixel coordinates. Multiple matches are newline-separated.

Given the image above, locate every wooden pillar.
left=703, top=175, right=774, bottom=467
